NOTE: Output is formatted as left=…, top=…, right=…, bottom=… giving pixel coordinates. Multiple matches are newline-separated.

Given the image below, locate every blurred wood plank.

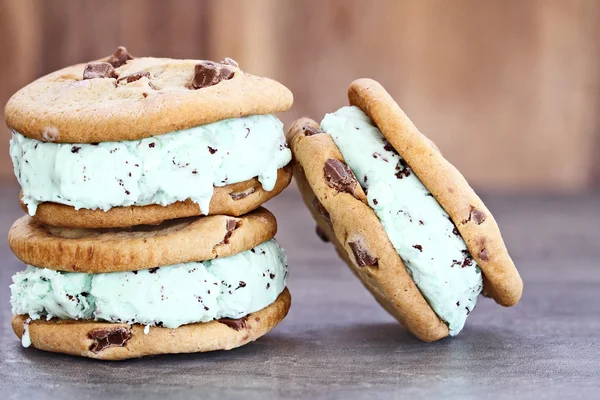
left=276, top=0, right=600, bottom=191
left=0, top=0, right=41, bottom=183
left=0, top=0, right=598, bottom=192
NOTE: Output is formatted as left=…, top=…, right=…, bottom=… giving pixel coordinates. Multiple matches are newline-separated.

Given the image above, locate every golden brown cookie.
left=9, top=207, right=277, bottom=273
left=12, top=288, right=290, bottom=360
left=5, top=47, right=293, bottom=142
left=288, top=118, right=449, bottom=342
left=23, top=166, right=292, bottom=228
left=347, top=79, right=522, bottom=307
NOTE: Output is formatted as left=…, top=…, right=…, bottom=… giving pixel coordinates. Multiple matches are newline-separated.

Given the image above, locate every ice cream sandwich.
left=287, top=78, right=522, bottom=341
left=5, top=47, right=293, bottom=359
left=6, top=47, right=293, bottom=228
left=9, top=208, right=290, bottom=360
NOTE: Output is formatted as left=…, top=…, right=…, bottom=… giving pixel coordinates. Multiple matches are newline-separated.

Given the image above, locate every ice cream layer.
left=321, top=106, right=482, bottom=335
left=10, top=239, right=287, bottom=329
left=11, top=114, right=291, bottom=215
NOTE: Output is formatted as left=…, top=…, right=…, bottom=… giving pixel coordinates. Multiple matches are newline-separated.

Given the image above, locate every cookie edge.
left=12, top=288, right=291, bottom=360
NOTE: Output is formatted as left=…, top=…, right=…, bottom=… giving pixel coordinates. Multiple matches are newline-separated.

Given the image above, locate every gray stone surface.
left=0, top=186, right=599, bottom=399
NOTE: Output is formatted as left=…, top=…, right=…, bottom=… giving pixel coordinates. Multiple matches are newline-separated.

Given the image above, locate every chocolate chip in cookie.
left=229, top=186, right=257, bottom=201
left=106, top=46, right=133, bottom=68
left=348, top=237, right=378, bottom=267
left=83, top=62, right=118, bottom=80
left=220, top=219, right=238, bottom=245
left=470, top=207, right=486, bottom=225
left=88, top=327, right=131, bottom=353
left=218, top=316, right=248, bottom=331
left=311, top=197, right=331, bottom=222
left=324, top=159, right=358, bottom=197
left=191, top=61, right=235, bottom=89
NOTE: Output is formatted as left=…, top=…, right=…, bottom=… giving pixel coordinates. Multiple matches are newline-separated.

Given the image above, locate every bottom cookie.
left=23, top=165, right=292, bottom=228
left=12, top=288, right=291, bottom=360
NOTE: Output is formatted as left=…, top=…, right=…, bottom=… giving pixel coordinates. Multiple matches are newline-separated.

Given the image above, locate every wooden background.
left=1, top=0, right=599, bottom=192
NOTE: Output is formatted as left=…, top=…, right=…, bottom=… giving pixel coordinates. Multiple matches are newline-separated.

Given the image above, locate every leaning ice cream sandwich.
left=287, top=79, right=522, bottom=341
left=6, top=47, right=293, bottom=228
left=9, top=208, right=290, bottom=360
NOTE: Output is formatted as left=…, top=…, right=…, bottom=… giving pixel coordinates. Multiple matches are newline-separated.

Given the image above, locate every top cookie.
left=5, top=47, right=293, bottom=143
left=347, top=79, right=522, bottom=307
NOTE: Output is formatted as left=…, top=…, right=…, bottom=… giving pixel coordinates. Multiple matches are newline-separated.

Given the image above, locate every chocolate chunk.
left=230, top=186, right=257, bottom=201
left=303, top=125, right=324, bottom=136
left=218, top=316, right=248, bottom=331
left=208, top=146, right=217, bottom=154
left=413, top=244, right=423, bottom=252
left=348, top=238, right=378, bottom=267
left=452, top=227, right=460, bottom=236
left=479, top=249, right=490, bottom=261
left=315, top=226, right=330, bottom=243
left=311, top=197, right=331, bottom=222
left=226, top=219, right=238, bottom=232
left=372, top=152, right=388, bottom=162
left=83, top=62, right=118, bottom=80
left=394, top=158, right=411, bottom=179
left=221, top=219, right=238, bottom=245
left=191, top=61, right=234, bottom=89
left=117, top=71, right=150, bottom=84
left=470, top=208, right=486, bottom=225
left=88, top=327, right=131, bottom=353
left=383, top=141, right=399, bottom=155
left=148, top=267, right=159, bottom=274
left=106, top=46, right=133, bottom=68
left=220, top=57, right=239, bottom=68
left=219, top=68, right=234, bottom=81
left=236, top=281, right=247, bottom=290
left=71, top=146, right=81, bottom=154
left=323, top=159, right=358, bottom=197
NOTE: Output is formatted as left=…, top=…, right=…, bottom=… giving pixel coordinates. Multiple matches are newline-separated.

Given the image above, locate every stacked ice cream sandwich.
left=6, top=47, right=292, bottom=360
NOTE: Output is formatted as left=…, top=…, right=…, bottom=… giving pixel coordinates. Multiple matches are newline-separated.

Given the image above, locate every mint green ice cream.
left=10, top=114, right=291, bottom=215
left=10, top=239, right=287, bottom=329
left=321, top=106, right=482, bottom=335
